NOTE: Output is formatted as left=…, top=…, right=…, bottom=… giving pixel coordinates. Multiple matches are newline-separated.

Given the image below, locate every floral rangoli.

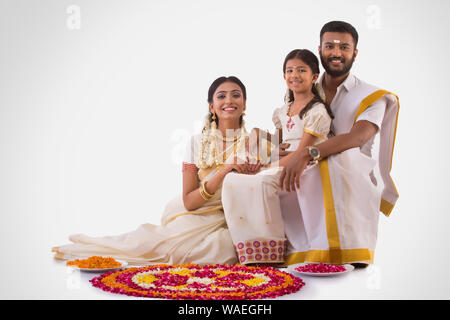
left=90, top=264, right=305, bottom=299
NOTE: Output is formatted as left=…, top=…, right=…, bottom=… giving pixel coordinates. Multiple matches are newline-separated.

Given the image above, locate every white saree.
left=284, top=74, right=400, bottom=265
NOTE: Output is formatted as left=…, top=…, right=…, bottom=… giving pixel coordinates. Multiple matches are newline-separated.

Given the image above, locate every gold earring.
left=242, top=112, right=246, bottom=117
left=212, top=112, right=216, bottom=120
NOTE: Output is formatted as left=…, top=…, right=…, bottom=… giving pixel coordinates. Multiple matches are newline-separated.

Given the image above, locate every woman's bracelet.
left=199, top=188, right=210, bottom=201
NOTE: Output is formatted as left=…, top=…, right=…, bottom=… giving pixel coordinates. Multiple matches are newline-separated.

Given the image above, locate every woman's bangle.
left=199, top=180, right=214, bottom=201
left=199, top=188, right=209, bottom=201
left=202, top=180, right=214, bottom=197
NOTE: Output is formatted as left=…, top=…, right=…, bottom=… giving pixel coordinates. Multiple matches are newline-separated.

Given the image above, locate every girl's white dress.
left=272, top=102, right=331, bottom=151
left=221, top=102, right=331, bottom=264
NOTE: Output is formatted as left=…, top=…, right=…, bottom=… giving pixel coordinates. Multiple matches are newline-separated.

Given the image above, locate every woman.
left=52, top=76, right=271, bottom=265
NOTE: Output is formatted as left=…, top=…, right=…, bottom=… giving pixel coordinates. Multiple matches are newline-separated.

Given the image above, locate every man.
left=279, top=21, right=399, bottom=266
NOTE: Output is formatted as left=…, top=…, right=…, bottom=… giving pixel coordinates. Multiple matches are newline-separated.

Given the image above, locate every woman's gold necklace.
left=214, top=130, right=243, bottom=171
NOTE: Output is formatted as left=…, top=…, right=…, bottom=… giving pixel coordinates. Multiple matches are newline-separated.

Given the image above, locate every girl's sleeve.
left=303, top=103, right=332, bottom=139
left=272, top=108, right=282, bottom=129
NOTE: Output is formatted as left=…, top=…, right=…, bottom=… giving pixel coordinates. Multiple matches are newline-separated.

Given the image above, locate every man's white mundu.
left=285, top=74, right=399, bottom=265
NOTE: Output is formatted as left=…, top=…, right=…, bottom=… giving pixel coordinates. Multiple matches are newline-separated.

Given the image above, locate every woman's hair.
left=283, top=49, right=334, bottom=120
left=207, top=76, right=246, bottom=126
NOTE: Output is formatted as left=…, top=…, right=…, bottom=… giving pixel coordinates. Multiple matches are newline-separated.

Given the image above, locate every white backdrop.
left=1, top=0, right=449, bottom=299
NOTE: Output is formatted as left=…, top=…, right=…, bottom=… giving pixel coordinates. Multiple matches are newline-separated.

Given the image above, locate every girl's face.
left=209, top=81, right=246, bottom=124
left=284, top=58, right=318, bottom=94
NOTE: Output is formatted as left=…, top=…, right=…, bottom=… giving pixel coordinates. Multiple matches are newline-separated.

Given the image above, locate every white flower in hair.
left=195, top=112, right=248, bottom=169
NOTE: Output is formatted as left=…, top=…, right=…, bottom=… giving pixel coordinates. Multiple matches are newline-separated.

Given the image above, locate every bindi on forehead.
left=321, top=32, right=355, bottom=46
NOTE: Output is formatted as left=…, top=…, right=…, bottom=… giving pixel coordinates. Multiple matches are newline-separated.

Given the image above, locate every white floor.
left=48, top=261, right=382, bottom=300
left=1, top=181, right=449, bottom=300
left=0, top=201, right=449, bottom=301
left=0, top=248, right=445, bottom=300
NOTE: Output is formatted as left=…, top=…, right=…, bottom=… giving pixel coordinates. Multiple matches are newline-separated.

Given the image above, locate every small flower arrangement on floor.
left=66, top=256, right=122, bottom=269
left=295, top=263, right=347, bottom=273
left=90, top=264, right=305, bottom=300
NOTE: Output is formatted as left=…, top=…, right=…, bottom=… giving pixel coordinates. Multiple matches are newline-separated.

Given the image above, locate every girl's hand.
left=279, top=143, right=291, bottom=158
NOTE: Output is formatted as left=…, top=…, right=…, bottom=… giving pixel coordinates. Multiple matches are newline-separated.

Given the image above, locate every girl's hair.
left=283, top=49, right=334, bottom=120
left=207, top=76, right=246, bottom=126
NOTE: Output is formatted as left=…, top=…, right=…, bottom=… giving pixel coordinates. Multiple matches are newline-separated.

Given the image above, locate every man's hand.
left=279, top=148, right=310, bottom=192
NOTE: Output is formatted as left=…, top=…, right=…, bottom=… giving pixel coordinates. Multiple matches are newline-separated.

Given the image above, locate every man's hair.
left=320, top=21, right=359, bottom=48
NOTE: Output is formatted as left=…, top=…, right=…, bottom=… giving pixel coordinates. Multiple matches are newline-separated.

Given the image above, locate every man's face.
left=319, top=32, right=358, bottom=77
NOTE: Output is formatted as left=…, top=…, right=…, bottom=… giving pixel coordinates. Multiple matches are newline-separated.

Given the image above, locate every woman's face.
left=209, top=81, right=246, bottom=124
left=284, top=58, right=318, bottom=94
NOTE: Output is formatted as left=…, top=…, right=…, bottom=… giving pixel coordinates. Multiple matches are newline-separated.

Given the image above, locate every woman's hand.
left=222, top=154, right=263, bottom=175
left=223, top=163, right=250, bottom=174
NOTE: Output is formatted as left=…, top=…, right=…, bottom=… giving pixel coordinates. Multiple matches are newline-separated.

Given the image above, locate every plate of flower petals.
left=288, top=263, right=354, bottom=277
left=66, top=256, right=128, bottom=272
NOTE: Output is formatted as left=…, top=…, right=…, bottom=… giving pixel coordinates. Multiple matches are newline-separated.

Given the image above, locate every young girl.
left=272, top=49, right=333, bottom=168
left=221, top=49, right=333, bottom=265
